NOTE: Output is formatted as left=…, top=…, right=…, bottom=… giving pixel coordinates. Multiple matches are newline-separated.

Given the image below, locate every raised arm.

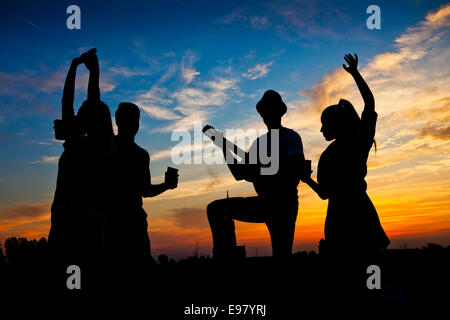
left=343, top=53, right=374, bottom=112
left=61, top=57, right=82, bottom=120
left=80, top=48, right=100, bottom=101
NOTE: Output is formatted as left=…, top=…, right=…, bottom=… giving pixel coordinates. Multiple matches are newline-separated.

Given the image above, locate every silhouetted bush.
left=158, top=254, right=169, bottom=265
left=3, top=237, right=48, bottom=264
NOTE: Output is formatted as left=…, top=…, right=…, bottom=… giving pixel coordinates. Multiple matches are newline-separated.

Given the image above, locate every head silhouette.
left=115, top=102, right=140, bottom=140
left=321, top=99, right=360, bottom=141
left=256, top=90, right=287, bottom=130
left=77, top=100, right=114, bottom=145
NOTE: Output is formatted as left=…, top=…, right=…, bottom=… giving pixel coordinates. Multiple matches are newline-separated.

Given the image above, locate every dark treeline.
left=1, top=236, right=449, bottom=265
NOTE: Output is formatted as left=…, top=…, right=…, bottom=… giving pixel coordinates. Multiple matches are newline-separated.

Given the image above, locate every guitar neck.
left=203, top=125, right=247, bottom=159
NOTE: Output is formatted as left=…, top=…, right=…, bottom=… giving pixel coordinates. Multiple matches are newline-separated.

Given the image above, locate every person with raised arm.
left=49, top=49, right=115, bottom=289
left=302, top=54, right=390, bottom=256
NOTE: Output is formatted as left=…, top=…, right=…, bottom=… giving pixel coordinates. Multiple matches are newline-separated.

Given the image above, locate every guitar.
left=202, top=124, right=248, bottom=162
left=202, top=124, right=253, bottom=180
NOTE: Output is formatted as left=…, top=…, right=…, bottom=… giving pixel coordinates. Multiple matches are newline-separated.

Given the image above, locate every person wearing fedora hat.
left=206, top=90, right=306, bottom=261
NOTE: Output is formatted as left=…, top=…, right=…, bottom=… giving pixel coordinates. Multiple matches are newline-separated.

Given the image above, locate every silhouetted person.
left=107, top=102, right=178, bottom=289
left=48, top=49, right=115, bottom=290
left=302, top=54, right=390, bottom=256
left=206, top=90, right=305, bottom=260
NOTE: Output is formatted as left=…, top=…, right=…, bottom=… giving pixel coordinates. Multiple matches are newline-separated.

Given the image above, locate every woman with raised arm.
left=49, top=49, right=115, bottom=278
left=302, top=54, right=389, bottom=256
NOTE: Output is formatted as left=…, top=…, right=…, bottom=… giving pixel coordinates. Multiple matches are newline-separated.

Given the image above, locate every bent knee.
left=207, top=199, right=229, bottom=219
left=207, top=200, right=220, bottom=217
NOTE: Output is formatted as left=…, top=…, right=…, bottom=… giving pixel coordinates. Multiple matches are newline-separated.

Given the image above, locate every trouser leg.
left=267, top=217, right=296, bottom=258
left=207, top=197, right=296, bottom=260
left=207, top=200, right=237, bottom=259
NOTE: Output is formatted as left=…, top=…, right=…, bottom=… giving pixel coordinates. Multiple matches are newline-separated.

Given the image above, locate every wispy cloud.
left=135, top=65, right=181, bottom=120
left=181, top=53, right=200, bottom=84
left=167, top=76, right=239, bottom=131
left=249, top=16, right=270, bottom=30
left=0, top=203, right=50, bottom=222
left=145, top=172, right=239, bottom=201
left=242, top=61, right=274, bottom=80
left=131, top=53, right=239, bottom=132
left=218, top=8, right=270, bottom=30
left=31, top=156, right=59, bottom=164
left=140, top=103, right=181, bottom=121
left=137, top=86, right=180, bottom=120
left=217, top=8, right=246, bottom=24
left=0, top=202, right=50, bottom=243
left=109, top=66, right=150, bottom=77
left=218, top=2, right=354, bottom=40
left=169, top=207, right=208, bottom=229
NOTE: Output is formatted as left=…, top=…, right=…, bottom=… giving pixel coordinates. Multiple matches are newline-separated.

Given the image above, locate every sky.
left=0, top=0, right=449, bottom=259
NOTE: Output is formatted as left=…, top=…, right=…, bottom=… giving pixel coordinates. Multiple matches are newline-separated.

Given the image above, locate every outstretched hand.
left=342, top=53, right=358, bottom=74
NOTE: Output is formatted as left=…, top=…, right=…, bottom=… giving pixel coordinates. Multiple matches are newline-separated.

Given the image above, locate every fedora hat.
left=256, top=90, right=287, bottom=116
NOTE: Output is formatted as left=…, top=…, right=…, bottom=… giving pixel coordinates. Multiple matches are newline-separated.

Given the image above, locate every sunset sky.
left=0, top=0, right=449, bottom=258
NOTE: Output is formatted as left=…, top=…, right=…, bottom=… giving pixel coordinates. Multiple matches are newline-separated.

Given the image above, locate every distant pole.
left=255, top=248, right=258, bottom=257
left=195, top=241, right=199, bottom=258
left=227, top=190, right=229, bottom=199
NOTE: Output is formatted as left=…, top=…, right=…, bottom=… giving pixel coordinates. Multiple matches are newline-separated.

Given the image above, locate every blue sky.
left=1, top=0, right=449, bottom=257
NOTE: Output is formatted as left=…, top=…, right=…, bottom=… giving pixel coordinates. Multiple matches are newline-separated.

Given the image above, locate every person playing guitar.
left=203, top=90, right=306, bottom=261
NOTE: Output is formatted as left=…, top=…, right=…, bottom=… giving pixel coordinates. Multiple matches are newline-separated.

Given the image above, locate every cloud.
left=137, top=86, right=180, bottom=120
left=169, top=207, right=208, bottom=229
left=218, top=2, right=354, bottom=41
left=217, top=8, right=246, bottom=24
left=163, top=76, right=239, bottom=132
left=174, top=78, right=237, bottom=107
left=131, top=54, right=239, bottom=132
left=366, top=4, right=450, bottom=73
left=151, top=137, right=209, bottom=161
left=0, top=203, right=51, bottom=243
left=181, top=53, right=200, bottom=84
left=217, top=8, right=270, bottom=30
left=242, top=61, right=274, bottom=80
left=0, top=203, right=50, bottom=222
left=31, top=156, right=59, bottom=164
left=134, top=65, right=181, bottom=120
left=267, top=0, right=355, bottom=41
left=418, top=122, right=450, bottom=140
left=164, top=51, right=176, bottom=58
left=145, top=172, right=239, bottom=201
left=249, top=16, right=270, bottom=29
left=109, top=66, right=149, bottom=77
left=140, top=103, right=181, bottom=121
